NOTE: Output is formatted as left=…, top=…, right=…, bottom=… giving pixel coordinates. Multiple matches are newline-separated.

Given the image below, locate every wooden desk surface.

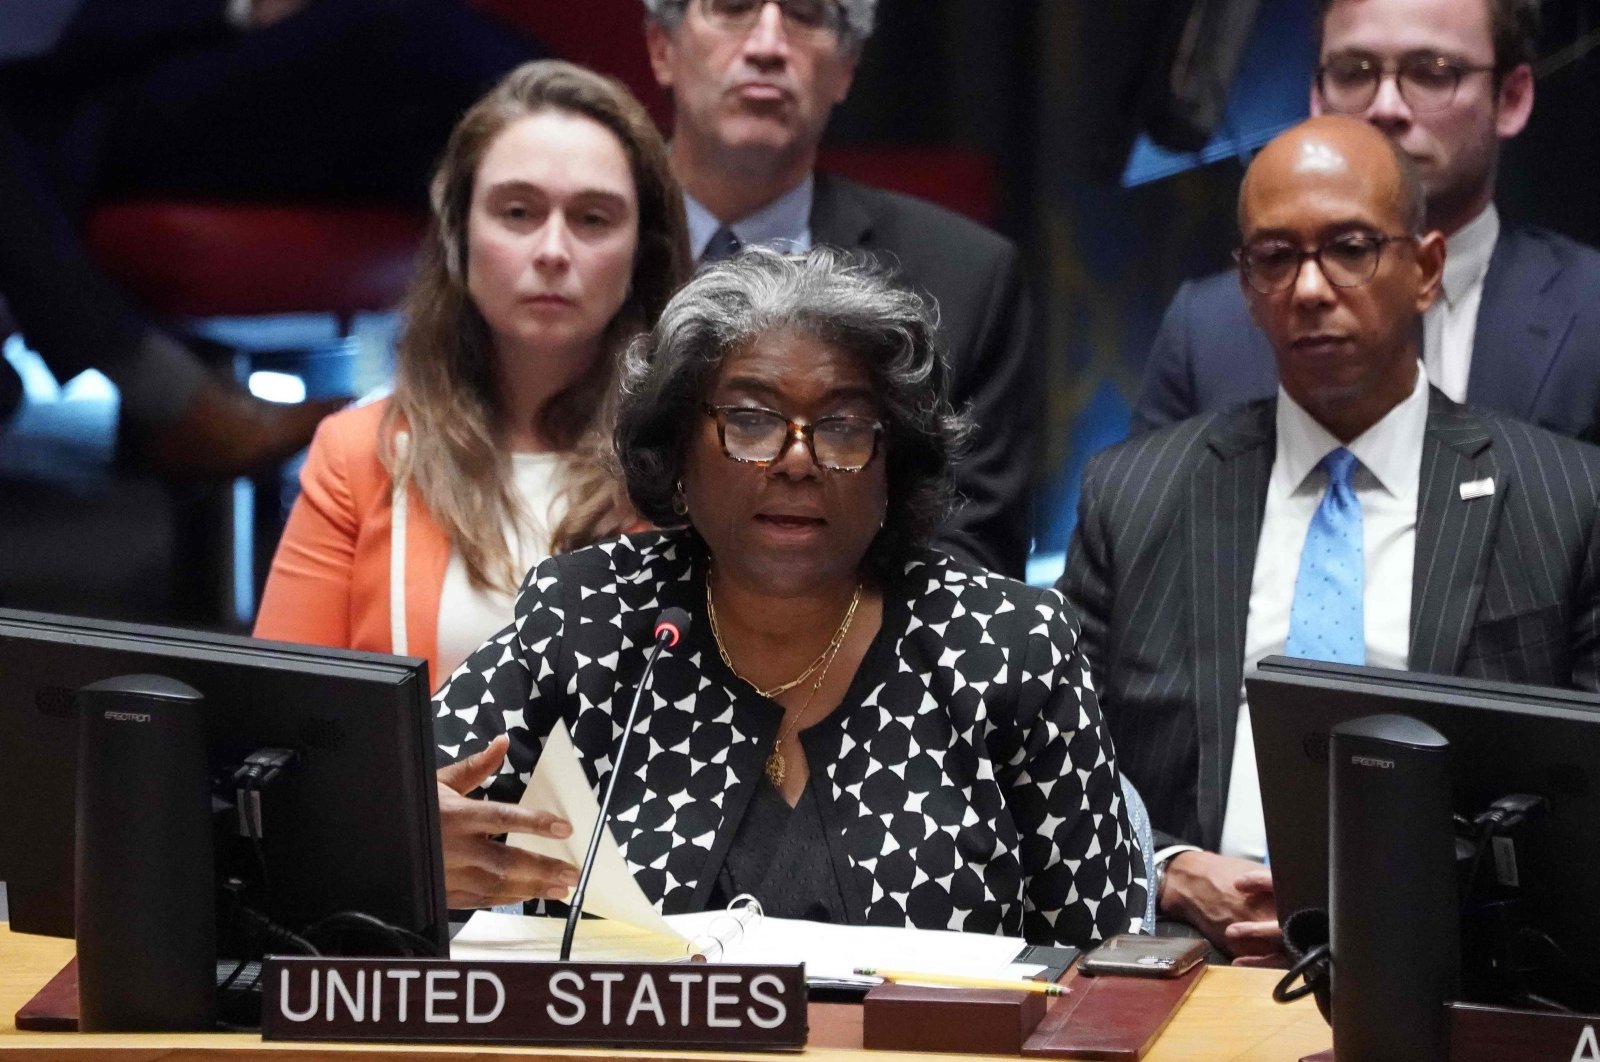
left=0, top=924, right=1330, bottom=1061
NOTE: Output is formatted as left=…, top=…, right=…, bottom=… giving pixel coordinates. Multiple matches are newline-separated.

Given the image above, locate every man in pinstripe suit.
left=1061, top=116, right=1600, bottom=961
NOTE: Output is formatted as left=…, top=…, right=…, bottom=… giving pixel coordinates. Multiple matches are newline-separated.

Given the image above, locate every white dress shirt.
left=1422, top=204, right=1500, bottom=403
left=436, top=452, right=568, bottom=679
left=684, top=174, right=814, bottom=261
left=1218, top=367, right=1430, bottom=860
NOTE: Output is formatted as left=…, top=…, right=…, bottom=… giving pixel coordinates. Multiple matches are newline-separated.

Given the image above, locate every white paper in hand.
left=506, top=719, right=678, bottom=937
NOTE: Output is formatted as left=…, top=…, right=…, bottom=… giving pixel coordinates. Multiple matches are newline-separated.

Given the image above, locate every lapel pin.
left=1459, top=477, right=1495, bottom=501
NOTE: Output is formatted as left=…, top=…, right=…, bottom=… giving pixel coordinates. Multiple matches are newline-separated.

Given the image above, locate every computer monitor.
left=0, top=607, right=448, bottom=958
left=1248, top=657, right=1600, bottom=1010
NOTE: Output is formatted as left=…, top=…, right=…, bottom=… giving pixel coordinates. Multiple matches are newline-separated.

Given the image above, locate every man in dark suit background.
left=1062, top=116, right=1600, bottom=961
left=641, top=0, right=1040, bottom=577
left=1133, top=0, right=1600, bottom=444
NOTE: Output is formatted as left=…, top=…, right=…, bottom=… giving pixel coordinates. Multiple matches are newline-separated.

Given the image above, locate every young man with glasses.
left=1133, top=0, right=1600, bottom=446
left=1062, top=115, right=1600, bottom=961
left=642, top=0, right=1041, bottom=578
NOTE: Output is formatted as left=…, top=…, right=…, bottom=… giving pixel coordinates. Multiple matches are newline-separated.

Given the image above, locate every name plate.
left=260, top=957, right=808, bottom=1051
left=1450, top=1002, right=1600, bottom=1062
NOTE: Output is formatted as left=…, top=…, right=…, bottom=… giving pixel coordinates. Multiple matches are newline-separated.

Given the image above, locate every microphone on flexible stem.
left=559, top=606, right=692, bottom=961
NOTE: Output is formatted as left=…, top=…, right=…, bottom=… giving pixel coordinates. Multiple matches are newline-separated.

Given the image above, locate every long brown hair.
left=381, top=60, right=690, bottom=592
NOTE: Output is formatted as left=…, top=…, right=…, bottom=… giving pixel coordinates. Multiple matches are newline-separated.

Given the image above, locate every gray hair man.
left=641, top=0, right=1041, bottom=578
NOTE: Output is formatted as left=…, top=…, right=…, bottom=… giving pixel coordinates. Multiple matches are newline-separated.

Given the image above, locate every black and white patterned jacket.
left=434, top=530, right=1144, bottom=946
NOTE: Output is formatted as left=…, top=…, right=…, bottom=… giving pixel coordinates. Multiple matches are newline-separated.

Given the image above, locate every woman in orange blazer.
left=254, top=61, right=689, bottom=689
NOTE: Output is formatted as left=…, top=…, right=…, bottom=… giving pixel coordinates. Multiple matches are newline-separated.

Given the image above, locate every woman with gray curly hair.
left=434, top=248, right=1144, bottom=948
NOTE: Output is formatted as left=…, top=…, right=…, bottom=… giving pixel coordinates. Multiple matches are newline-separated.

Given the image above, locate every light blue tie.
left=1284, top=448, right=1365, bottom=665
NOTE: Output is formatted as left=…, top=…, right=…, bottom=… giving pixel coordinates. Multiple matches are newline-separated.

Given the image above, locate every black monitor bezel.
left=1248, top=656, right=1600, bottom=1006
left=0, top=607, right=448, bottom=956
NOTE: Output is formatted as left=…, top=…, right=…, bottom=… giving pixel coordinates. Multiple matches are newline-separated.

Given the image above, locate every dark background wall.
left=1502, top=0, right=1600, bottom=246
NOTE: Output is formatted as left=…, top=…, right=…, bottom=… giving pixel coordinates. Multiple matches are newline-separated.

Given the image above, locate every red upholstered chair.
left=81, top=2, right=643, bottom=332
left=79, top=203, right=428, bottom=628
left=87, top=203, right=425, bottom=323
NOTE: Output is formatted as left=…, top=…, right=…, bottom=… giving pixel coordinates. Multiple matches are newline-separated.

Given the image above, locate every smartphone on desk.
left=1078, top=934, right=1206, bottom=978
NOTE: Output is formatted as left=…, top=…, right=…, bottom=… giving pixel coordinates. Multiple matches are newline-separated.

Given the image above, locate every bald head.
left=1233, top=115, right=1446, bottom=443
left=1240, top=116, right=1425, bottom=236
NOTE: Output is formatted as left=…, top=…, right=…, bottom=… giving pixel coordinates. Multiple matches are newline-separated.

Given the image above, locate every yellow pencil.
left=855, top=968, right=1068, bottom=996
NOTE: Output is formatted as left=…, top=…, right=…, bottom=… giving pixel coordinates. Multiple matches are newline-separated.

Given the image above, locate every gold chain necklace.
left=705, top=571, right=862, bottom=786
left=763, top=629, right=847, bottom=786
left=706, top=571, right=860, bottom=698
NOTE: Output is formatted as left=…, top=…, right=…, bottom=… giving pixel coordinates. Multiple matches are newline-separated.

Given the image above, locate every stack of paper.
left=466, top=720, right=1044, bottom=989
left=451, top=909, right=1042, bottom=990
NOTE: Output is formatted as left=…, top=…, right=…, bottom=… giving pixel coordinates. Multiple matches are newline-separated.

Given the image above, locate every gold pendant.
left=765, top=748, right=786, bottom=786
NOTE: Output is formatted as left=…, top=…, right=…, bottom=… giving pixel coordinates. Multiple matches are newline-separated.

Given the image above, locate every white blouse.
left=435, top=452, right=568, bottom=679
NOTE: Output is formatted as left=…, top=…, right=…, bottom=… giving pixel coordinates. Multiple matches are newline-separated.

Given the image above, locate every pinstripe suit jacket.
left=1059, top=390, right=1600, bottom=851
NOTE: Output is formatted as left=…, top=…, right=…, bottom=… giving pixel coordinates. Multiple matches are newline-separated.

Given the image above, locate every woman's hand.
left=437, top=735, right=580, bottom=910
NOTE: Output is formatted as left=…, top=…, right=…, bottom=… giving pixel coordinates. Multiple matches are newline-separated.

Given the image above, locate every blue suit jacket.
left=1132, top=224, right=1600, bottom=442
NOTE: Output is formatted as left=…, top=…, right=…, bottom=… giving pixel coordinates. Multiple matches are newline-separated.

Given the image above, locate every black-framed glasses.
left=697, top=0, right=845, bottom=39
left=1234, top=232, right=1417, bottom=295
left=1316, top=54, right=1498, bottom=115
left=701, top=403, right=882, bottom=472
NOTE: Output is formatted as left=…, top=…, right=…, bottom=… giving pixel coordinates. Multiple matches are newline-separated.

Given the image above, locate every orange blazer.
left=254, top=398, right=454, bottom=690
